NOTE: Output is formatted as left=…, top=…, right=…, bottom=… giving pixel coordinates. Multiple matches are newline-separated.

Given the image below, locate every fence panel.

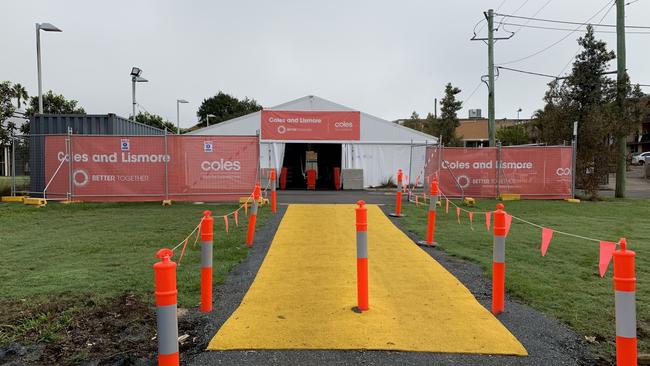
left=424, top=145, right=573, bottom=199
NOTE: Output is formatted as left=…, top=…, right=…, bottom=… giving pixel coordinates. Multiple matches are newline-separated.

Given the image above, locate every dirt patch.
left=0, top=293, right=205, bottom=365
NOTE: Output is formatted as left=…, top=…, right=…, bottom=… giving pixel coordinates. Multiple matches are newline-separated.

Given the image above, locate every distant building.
left=626, top=97, right=650, bottom=154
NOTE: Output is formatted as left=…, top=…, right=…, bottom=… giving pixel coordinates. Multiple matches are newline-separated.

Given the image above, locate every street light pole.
left=176, top=99, right=188, bottom=134
left=130, top=67, right=147, bottom=122
left=132, top=78, right=136, bottom=121
left=35, top=22, right=62, bottom=114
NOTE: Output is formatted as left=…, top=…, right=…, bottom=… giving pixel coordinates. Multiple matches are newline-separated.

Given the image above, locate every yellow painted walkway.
left=208, top=204, right=527, bottom=355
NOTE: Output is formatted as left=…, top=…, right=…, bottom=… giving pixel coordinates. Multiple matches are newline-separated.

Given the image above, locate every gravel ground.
left=187, top=193, right=596, bottom=366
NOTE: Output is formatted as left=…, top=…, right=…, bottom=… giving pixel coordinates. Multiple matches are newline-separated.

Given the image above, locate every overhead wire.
left=494, top=10, right=650, bottom=29
left=495, top=0, right=614, bottom=66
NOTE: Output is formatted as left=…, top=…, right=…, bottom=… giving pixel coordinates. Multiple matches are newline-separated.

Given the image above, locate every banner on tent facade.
left=44, top=135, right=259, bottom=202
left=425, top=146, right=573, bottom=199
left=260, top=110, right=360, bottom=140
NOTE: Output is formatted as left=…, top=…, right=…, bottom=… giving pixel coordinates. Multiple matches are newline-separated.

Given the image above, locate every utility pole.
left=487, top=8, right=496, bottom=147
left=614, top=0, right=626, bottom=198
left=434, top=98, right=437, bottom=119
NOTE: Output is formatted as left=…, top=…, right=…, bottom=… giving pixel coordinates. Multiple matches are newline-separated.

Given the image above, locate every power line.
left=505, top=0, right=554, bottom=34
left=494, top=12, right=650, bottom=29
left=462, top=80, right=484, bottom=105
left=475, top=0, right=508, bottom=35
left=496, top=0, right=532, bottom=31
left=495, top=0, right=613, bottom=65
left=500, top=22, right=650, bottom=34
left=497, top=65, right=618, bottom=79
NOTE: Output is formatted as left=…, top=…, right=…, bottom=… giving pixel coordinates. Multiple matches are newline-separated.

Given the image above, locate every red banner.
left=44, top=135, right=259, bottom=202
left=425, top=146, right=573, bottom=199
left=261, top=110, right=360, bottom=140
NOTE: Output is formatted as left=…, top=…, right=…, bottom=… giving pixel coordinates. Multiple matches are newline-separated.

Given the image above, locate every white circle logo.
left=277, top=125, right=286, bottom=134
left=73, top=169, right=89, bottom=187
left=556, top=168, right=571, bottom=176
left=456, top=175, right=471, bottom=189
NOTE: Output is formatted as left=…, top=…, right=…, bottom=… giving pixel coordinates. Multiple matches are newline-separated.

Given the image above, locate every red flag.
left=505, top=214, right=513, bottom=236
left=469, top=211, right=473, bottom=222
left=224, top=215, right=229, bottom=234
left=446, top=199, right=449, bottom=214
left=541, top=228, right=553, bottom=256
left=485, top=212, right=491, bottom=231
left=234, top=210, right=239, bottom=227
left=599, top=241, right=617, bottom=277
left=456, top=207, right=461, bottom=224
left=178, top=238, right=189, bottom=265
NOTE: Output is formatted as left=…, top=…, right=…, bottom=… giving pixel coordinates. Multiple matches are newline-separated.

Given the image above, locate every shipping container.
left=30, top=114, right=165, bottom=195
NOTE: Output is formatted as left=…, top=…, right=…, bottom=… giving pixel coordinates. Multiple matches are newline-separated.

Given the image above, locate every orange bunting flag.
left=195, top=223, right=201, bottom=242
left=415, top=195, right=419, bottom=206
left=456, top=207, right=461, bottom=224
left=224, top=215, right=229, bottom=234
left=469, top=211, right=473, bottom=222
left=446, top=199, right=449, bottom=214
left=178, top=238, right=189, bottom=265
left=599, top=241, right=617, bottom=277
left=485, top=212, right=491, bottom=231
left=541, top=228, right=553, bottom=256
left=234, top=210, right=239, bottom=227
left=505, top=214, right=513, bottom=236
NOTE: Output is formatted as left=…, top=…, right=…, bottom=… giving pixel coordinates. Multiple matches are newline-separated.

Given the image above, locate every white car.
left=631, top=151, right=650, bottom=165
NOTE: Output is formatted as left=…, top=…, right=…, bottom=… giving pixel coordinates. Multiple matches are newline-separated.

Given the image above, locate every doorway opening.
left=281, top=143, right=342, bottom=190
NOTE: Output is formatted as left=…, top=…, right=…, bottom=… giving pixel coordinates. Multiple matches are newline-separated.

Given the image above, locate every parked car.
left=631, top=151, right=650, bottom=165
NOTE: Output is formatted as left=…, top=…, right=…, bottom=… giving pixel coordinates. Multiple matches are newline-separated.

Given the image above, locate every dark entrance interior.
left=282, top=143, right=342, bottom=190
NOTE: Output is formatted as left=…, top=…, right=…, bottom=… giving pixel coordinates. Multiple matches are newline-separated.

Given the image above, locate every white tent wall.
left=342, top=143, right=427, bottom=188
left=260, top=142, right=285, bottom=173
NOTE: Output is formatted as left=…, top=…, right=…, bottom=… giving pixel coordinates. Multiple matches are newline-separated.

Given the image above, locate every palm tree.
left=12, top=83, right=29, bottom=109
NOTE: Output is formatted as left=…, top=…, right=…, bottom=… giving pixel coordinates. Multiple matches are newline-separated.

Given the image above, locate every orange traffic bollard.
left=200, top=210, right=214, bottom=313
left=613, top=238, right=636, bottom=366
left=356, top=200, right=369, bottom=311
left=418, top=179, right=439, bottom=247
left=492, top=203, right=506, bottom=315
left=246, top=183, right=261, bottom=247
left=153, top=248, right=179, bottom=366
left=389, top=169, right=404, bottom=217
left=270, top=169, right=277, bottom=213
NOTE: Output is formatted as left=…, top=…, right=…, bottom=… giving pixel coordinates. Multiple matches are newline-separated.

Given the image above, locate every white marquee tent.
left=188, top=95, right=438, bottom=188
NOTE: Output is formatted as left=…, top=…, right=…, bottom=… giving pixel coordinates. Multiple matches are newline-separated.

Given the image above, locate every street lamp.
left=516, top=108, right=522, bottom=123
left=130, top=67, right=148, bottom=122
left=176, top=99, right=189, bottom=134
left=35, top=22, right=62, bottom=114
left=206, top=114, right=216, bottom=127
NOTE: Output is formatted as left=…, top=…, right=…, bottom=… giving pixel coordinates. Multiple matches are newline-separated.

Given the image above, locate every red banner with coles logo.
left=424, top=146, right=573, bottom=199
left=261, top=110, right=360, bottom=140
left=44, top=135, right=259, bottom=202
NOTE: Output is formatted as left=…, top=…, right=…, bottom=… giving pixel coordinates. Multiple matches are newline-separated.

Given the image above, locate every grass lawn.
left=0, top=200, right=269, bottom=350
left=399, top=198, right=649, bottom=361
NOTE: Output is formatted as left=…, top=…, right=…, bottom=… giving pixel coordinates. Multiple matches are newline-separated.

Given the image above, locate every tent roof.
left=189, top=95, right=437, bottom=143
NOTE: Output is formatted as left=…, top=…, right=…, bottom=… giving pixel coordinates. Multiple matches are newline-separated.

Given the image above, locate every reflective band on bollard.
left=356, top=200, right=369, bottom=311
left=389, top=169, right=405, bottom=218
left=418, top=179, right=439, bottom=247
left=200, top=210, right=213, bottom=313
left=492, top=203, right=506, bottom=315
left=613, top=238, right=636, bottom=366
left=153, top=248, right=179, bottom=366
left=246, top=183, right=261, bottom=248
left=270, top=169, right=277, bottom=214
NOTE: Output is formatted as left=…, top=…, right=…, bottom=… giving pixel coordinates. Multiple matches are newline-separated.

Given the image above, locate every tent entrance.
left=281, top=143, right=341, bottom=190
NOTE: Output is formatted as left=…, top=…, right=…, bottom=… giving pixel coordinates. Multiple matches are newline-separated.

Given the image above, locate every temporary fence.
left=153, top=176, right=274, bottom=366
left=7, top=133, right=260, bottom=202
left=404, top=181, right=636, bottom=365
left=423, top=145, right=575, bottom=199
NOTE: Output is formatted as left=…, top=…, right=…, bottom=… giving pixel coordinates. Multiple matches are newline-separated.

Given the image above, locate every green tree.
left=535, top=26, right=645, bottom=197
left=0, top=81, right=17, bottom=144
left=135, top=112, right=176, bottom=132
left=496, top=124, right=530, bottom=146
left=22, top=90, right=85, bottom=133
left=438, top=83, right=462, bottom=146
left=195, top=91, right=261, bottom=129
left=12, top=83, right=29, bottom=109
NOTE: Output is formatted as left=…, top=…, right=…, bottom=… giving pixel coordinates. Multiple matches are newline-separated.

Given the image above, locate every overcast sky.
left=1, top=0, right=649, bottom=128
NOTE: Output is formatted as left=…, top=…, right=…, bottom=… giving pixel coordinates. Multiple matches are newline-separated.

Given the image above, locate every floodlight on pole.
left=131, top=67, right=148, bottom=121
left=177, top=99, right=189, bottom=134
left=206, top=114, right=216, bottom=127
left=516, top=108, right=522, bottom=122
left=36, top=22, right=62, bottom=114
